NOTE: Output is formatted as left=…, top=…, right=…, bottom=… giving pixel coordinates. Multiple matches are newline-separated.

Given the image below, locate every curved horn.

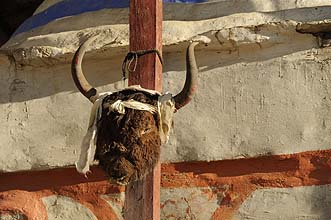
left=173, top=42, right=199, bottom=110
left=72, top=37, right=99, bottom=103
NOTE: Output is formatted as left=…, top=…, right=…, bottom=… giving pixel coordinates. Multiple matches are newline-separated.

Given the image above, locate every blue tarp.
left=14, top=0, right=207, bottom=35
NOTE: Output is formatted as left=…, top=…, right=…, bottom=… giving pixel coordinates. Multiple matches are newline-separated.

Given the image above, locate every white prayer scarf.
left=75, top=85, right=175, bottom=175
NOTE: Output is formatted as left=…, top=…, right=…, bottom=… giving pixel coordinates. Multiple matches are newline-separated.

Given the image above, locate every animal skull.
left=72, top=37, right=199, bottom=185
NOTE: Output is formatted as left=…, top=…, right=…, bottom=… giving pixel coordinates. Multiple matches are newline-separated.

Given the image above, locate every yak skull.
left=72, top=37, right=199, bottom=185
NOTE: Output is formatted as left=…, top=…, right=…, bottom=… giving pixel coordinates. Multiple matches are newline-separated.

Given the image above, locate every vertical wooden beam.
left=128, top=0, right=162, bottom=90
left=124, top=0, right=162, bottom=220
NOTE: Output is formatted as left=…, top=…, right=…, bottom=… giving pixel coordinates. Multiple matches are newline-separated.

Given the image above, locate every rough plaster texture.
left=42, top=187, right=222, bottom=219
left=160, top=187, right=223, bottom=219
left=42, top=195, right=97, bottom=220
left=1, top=2, right=331, bottom=171
left=8, top=184, right=331, bottom=220
left=0, top=54, right=126, bottom=171
left=164, top=44, right=331, bottom=162
left=3, top=2, right=331, bottom=65
left=0, top=213, right=26, bottom=220
left=100, top=193, right=125, bottom=220
left=235, top=184, right=331, bottom=220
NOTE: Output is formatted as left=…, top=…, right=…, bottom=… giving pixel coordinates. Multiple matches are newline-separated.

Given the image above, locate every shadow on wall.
left=2, top=55, right=125, bottom=104
left=1, top=29, right=318, bottom=104
left=172, top=153, right=298, bottom=178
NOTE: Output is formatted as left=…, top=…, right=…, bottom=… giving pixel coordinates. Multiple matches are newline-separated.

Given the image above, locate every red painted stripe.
left=1, top=150, right=330, bottom=191
left=0, top=166, right=119, bottom=192
left=161, top=149, right=331, bottom=219
left=1, top=150, right=331, bottom=219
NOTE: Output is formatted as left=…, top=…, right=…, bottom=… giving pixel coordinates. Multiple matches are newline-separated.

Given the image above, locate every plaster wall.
left=235, top=185, right=331, bottom=220
left=1, top=1, right=331, bottom=219
left=1, top=18, right=331, bottom=171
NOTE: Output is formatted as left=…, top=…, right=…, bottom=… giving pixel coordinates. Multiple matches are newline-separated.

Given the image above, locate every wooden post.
left=124, top=0, right=162, bottom=219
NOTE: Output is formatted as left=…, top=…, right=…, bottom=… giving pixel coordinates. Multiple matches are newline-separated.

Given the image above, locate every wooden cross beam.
left=124, top=0, right=162, bottom=219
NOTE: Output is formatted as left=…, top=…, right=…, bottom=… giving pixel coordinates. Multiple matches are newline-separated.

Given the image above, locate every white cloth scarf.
left=75, top=85, right=175, bottom=175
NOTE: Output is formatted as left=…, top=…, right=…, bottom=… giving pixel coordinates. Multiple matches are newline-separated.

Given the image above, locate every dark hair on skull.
left=95, top=90, right=161, bottom=185
left=72, top=36, right=200, bottom=185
